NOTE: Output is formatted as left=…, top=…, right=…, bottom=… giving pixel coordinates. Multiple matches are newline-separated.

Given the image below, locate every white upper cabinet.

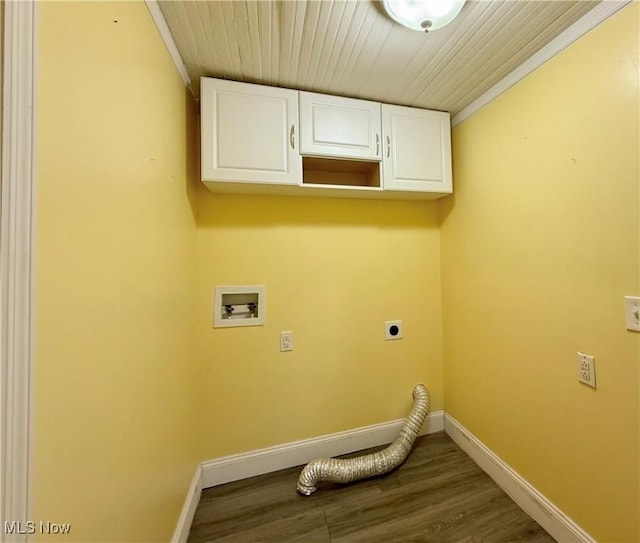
left=200, top=77, right=453, bottom=200
left=200, top=78, right=302, bottom=185
left=382, top=104, right=452, bottom=194
left=299, top=92, right=382, bottom=161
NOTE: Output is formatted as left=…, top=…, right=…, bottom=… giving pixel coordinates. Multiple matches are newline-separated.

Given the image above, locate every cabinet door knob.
left=376, top=133, right=380, bottom=156
left=386, top=135, right=391, bottom=158
left=290, top=125, right=296, bottom=149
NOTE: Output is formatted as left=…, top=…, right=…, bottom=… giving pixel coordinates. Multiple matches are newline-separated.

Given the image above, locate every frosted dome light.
left=382, top=0, right=466, bottom=32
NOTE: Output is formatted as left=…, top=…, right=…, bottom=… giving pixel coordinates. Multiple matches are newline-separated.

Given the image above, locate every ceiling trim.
left=451, top=0, right=631, bottom=127
left=145, top=0, right=191, bottom=88
left=148, top=1, right=631, bottom=123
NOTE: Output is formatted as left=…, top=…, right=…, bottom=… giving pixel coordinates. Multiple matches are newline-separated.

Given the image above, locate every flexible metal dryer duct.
left=296, top=384, right=430, bottom=495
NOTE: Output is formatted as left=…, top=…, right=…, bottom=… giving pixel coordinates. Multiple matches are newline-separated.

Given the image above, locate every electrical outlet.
left=280, top=331, right=293, bottom=352
left=577, top=352, right=596, bottom=388
left=624, top=296, right=640, bottom=331
left=384, top=320, right=403, bottom=340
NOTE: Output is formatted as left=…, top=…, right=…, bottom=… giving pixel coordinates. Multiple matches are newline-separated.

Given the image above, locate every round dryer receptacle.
left=384, top=320, right=403, bottom=341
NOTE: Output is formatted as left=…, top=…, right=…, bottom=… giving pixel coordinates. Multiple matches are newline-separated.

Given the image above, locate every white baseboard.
left=171, top=465, right=203, bottom=543
left=444, top=414, right=595, bottom=543
left=180, top=412, right=596, bottom=542
left=201, top=410, right=444, bottom=489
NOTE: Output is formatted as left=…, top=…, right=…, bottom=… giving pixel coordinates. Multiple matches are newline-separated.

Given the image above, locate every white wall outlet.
left=384, top=320, right=403, bottom=340
left=280, top=331, right=293, bottom=352
left=624, top=296, right=640, bottom=332
left=577, top=352, right=596, bottom=388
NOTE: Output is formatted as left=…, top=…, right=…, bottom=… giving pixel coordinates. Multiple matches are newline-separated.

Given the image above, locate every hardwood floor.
left=188, top=431, right=556, bottom=543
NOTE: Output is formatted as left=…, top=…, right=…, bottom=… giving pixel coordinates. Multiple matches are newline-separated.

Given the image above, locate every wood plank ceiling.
left=157, top=0, right=600, bottom=115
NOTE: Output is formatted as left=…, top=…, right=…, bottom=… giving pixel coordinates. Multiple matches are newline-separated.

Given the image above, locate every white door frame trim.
left=0, top=1, right=36, bottom=540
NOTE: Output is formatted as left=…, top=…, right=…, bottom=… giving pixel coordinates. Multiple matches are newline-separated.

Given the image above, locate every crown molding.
left=145, top=0, right=191, bottom=89
left=452, top=1, right=631, bottom=127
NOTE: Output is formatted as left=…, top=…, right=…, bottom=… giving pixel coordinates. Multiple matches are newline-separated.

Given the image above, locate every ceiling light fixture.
left=382, top=0, right=466, bottom=33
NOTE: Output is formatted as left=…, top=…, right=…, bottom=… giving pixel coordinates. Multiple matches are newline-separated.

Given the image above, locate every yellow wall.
left=32, top=1, right=444, bottom=538
left=34, top=2, right=200, bottom=541
left=195, top=191, right=443, bottom=457
left=440, top=4, right=639, bottom=541
left=31, top=1, right=639, bottom=541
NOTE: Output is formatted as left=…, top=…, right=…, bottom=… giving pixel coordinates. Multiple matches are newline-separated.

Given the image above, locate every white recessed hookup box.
left=213, top=285, right=265, bottom=328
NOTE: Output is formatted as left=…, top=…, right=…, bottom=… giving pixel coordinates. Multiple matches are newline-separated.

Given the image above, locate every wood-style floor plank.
left=188, top=432, right=556, bottom=543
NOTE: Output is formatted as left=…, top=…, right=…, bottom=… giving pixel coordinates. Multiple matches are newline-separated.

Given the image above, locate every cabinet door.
left=201, top=78, right=302, bottom=185
left=382, top=104, right=452, bottom=193
left=300, top=91, right=381, bottom=161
